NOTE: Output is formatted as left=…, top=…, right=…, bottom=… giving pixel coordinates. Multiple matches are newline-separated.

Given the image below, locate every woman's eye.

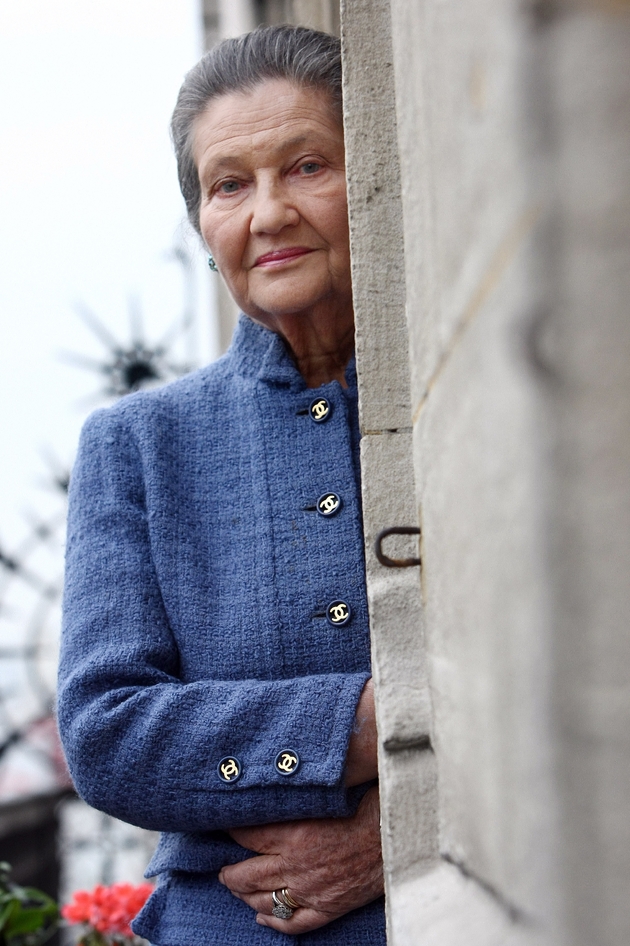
left=300, top=162, right=322, bottom=175
left=218, top=180, right=240, bottom=194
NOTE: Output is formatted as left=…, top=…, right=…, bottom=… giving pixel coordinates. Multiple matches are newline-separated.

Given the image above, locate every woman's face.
left=193, top=79, right=351, bottom=327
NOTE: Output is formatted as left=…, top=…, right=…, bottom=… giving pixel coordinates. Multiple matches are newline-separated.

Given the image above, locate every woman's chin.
left=243, top=285, right=336, bottom=323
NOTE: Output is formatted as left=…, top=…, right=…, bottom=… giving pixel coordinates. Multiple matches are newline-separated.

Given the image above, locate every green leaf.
left=0, top=866, right=59, bottom=946
left=2, top=901, right=59, bottom=946
left=0, top=898, right=19, bottom=933
left=4, top=918, right=59, bottom=946
left=17, top=891, right=57, bottom=918
left=6, top=908, right=48, bottom=934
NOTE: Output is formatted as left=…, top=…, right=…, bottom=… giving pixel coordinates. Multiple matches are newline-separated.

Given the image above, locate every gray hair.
left=171, top=25, right=342, bottom=234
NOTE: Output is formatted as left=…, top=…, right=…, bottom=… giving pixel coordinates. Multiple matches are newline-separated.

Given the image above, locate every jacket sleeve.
left=57, top=408, right=370, bottom=834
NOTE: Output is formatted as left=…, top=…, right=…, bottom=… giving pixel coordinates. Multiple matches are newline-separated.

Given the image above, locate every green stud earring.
left=208, top=254, right=218, bottom=273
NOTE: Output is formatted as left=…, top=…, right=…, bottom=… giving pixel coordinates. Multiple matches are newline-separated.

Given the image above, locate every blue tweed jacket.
left=58, top=315, right=385, bottom=945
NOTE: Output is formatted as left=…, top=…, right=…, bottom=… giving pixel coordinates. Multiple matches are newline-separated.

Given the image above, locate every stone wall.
left=342, top=1, right=630, bottom=944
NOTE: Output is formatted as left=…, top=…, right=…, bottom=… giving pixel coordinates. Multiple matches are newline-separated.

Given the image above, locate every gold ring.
left=280, top=888, right=301, bottom=910
left=271, top=890, right=294, bottom=920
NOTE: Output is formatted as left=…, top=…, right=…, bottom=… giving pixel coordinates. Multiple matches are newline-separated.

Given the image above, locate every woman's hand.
left=344, top=677, right=378, bottom=787
left=218, top=680, right=382, bottom=933
left=219, top=786, right=383, bottom=934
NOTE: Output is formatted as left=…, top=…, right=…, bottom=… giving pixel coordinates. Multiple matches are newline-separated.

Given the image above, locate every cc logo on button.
left=275, top=750, right=300, bottom=776
left=326, top=600, right=352, bottom=627
left=309, top=397, right=331, bottom=423
left=217, top=757, right=242, bottom=783
left=317, top=492, right=341, bottom=517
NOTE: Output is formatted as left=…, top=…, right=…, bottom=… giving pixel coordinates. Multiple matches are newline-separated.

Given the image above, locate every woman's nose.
left=250, top=182, right=299, bottom=234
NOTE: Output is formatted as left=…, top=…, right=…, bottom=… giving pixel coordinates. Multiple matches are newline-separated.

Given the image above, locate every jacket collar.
left=229, top=314, right=357, bottom=391
left=228, top=315, right=304, bottom=388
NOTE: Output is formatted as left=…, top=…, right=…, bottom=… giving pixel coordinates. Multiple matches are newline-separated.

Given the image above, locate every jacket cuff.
left=207, top=671, right=370, bottom=796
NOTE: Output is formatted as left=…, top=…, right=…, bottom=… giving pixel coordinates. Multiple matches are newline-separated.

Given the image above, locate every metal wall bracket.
left=375, top=526, right=422, bottom=568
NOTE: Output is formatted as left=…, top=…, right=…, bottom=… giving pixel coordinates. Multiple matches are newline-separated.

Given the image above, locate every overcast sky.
left=0, top=0, right=214, bottom=549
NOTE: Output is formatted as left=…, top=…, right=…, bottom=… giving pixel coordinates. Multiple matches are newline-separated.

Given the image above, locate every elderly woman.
left=58, top=25, right=385, bottom=946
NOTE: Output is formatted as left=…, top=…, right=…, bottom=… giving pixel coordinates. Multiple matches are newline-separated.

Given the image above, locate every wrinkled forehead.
left=191, top=78, right=343, bottom=171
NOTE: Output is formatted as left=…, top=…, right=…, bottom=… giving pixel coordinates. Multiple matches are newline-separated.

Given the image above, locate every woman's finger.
left=219, top=854, right=285, bottom=894
left=256, top=907, right=340, bottom=935
left=230, top=890, right=277, bottom=915
left=232, top=890, right=332, bottom=933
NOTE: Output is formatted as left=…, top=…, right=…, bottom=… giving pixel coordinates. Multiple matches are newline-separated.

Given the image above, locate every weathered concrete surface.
left=388, top=0, right=558, bottom=935
left=391, top=0, right=534, bottom=417
left=412, top=238, right=556, bottom=923
left=540, top=10, right=630, bottom=945
left=379, top=748, right=438, bottom=885
left=360, top=433, right=431, bottom=750
left=341, top=0, right=439, bottom=921
left=343, top=0, right=630, bottom=943
left=359, top=423, right=438, bottom=898
left=389, top=862, right=545, bottom=946
left=341, top=0, right=412, bottom=432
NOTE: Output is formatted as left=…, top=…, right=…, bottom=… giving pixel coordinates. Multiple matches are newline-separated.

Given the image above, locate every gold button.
left=275, top=749, right=300, bottom=776
left=309, top=397, right=331, bottom=423
left=326, top=600, right=352, bottom=627
left=217, top=757, right=242, bottom=783
left=317, top=492, right=342, bottom=517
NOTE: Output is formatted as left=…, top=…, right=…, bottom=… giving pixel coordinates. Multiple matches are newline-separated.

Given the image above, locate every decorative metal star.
left=61, top=245, right=198, bottom=400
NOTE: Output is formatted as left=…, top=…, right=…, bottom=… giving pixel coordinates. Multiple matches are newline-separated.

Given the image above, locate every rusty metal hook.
left=375, top=527, right=421, bottom=568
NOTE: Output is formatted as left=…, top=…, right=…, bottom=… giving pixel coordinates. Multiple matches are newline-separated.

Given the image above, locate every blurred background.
left=2, top=3, right=629, bottom=945
left=0, top=0, right=341, bottom=920
left=0, top=0, right=212, bottom=911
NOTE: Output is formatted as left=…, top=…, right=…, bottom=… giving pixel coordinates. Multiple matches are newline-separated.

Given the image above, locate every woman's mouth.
left=254, top=247, right=314, bottom=268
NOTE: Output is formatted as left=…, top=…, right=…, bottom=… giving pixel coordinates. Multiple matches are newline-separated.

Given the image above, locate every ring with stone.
left=271, top=890, right=294, bottom=919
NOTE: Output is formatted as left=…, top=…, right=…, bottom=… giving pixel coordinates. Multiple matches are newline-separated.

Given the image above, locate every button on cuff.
left=217, top=757, right=242, bottom=783
left=275, top=749, right=300, bottom=776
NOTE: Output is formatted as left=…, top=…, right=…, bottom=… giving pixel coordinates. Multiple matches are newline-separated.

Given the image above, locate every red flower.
left=61, top=889, right=93, bottom=924
left=62, top=882, right=154, bottom=939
